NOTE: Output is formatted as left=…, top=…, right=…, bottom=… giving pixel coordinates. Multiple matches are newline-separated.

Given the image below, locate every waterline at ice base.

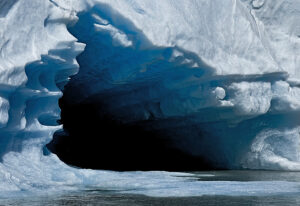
left=0, top=0, right=300, bottom=198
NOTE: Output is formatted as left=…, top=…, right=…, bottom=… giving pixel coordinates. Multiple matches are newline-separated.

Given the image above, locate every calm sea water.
left=2, top=170, right=300, bottom=206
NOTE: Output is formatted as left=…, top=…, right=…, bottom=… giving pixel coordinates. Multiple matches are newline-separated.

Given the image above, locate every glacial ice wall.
left=0, top=0, right=299, bottom=196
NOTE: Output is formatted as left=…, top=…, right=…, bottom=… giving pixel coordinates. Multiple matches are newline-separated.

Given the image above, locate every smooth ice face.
left=0, top=0, right=300, bottom=197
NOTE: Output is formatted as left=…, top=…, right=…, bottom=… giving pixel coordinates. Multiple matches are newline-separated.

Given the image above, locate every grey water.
left=2, top=170, right=300, bottom=206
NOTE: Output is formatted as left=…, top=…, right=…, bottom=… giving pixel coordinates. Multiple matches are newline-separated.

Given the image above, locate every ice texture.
left=0, top=0, right=300, bottom=197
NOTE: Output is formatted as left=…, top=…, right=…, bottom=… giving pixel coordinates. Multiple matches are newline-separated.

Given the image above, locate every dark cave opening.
left=46, top=4, right=216, bottom=171
left=47, top=96, right=213, bottom=171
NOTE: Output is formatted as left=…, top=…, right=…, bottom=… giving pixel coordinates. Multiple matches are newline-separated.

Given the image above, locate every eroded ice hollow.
left=0, top=0, right=300, bottom=192
left=48, top=0, right=300, bottom=171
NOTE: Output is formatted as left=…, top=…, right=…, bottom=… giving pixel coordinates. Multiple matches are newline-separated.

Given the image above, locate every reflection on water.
left=2, top=171, right=300, bottom=206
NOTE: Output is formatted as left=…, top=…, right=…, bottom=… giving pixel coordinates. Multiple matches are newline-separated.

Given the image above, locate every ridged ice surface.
left=0, top=0, right=300, bottom=197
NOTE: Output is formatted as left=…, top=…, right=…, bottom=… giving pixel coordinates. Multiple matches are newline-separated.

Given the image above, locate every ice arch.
left=49, top=2, right=300, bottom=170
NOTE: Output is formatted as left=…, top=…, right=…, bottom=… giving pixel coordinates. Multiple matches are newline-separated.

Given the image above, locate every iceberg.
left=0, top=0, right=300, bottom=197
